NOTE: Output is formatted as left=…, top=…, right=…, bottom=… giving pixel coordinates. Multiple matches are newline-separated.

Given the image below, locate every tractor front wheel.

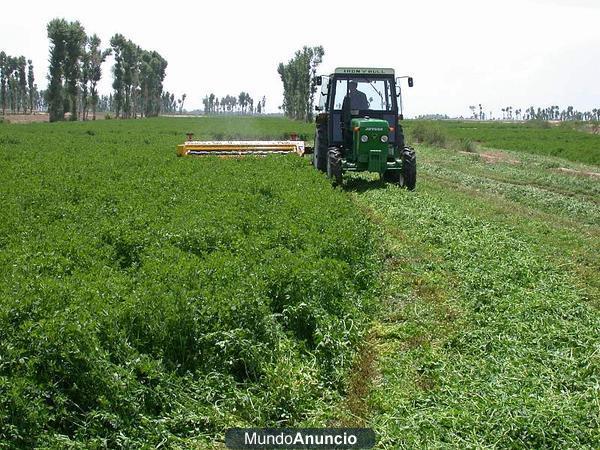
left=383, top=147, right=416, bottom=190
left=327, top=147, right=343, bottom=185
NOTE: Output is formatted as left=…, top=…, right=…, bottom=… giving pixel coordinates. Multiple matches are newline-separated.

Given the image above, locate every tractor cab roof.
left=332, top=67, right=395, bottom=77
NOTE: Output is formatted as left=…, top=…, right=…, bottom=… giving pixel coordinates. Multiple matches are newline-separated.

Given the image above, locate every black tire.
left=383, top=147, right=416, bottom=189
left=327, top=147, right=343, bottom=186
left=313, top=125, right=328, bottom=172
left=401, top=147, right=416, bottom=191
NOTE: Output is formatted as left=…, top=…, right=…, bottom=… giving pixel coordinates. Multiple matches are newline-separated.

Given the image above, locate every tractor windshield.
left=333, top=78, right=394, bottom=111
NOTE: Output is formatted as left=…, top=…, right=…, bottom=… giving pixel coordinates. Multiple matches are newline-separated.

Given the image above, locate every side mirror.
left=315, top=76, right=322, bottom=86
left=408, top=77, right=414, bottom=87
left=399, top=114, right=404, bottom=121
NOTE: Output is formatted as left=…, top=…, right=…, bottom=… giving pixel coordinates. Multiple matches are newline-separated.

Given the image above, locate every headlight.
left=360, top=135, right=368, bottom=143
left=381, top=135, right=389, bottom=143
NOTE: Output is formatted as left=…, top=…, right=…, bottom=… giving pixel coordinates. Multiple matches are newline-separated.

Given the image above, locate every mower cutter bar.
left=186, top=150, right=299, bottom=156
left=177, top=140, right=306, bottom=157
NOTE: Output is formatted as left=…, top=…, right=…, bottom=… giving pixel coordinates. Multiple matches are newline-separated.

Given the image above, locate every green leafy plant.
left=0, top=116, right=376, bottom=447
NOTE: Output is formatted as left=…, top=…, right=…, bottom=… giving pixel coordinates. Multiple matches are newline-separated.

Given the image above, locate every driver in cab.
left=343, top=80, right=369, bottom=110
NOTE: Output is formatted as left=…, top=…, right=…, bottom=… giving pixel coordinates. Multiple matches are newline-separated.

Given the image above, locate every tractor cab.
left=313, top=67, right=416, bottom=189
left=318, top=69, right=401, bottom=147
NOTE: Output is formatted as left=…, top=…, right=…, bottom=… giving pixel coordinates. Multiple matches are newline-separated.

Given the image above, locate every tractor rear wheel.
left=327, top=147, right=343, bottom=185
left=313, top=125, right=328, bottom=172
left=401, top=147, right=416, bottom=191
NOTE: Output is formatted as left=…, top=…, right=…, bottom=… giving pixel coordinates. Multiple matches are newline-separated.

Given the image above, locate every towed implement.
left=177, top=133, right=306, bottom=157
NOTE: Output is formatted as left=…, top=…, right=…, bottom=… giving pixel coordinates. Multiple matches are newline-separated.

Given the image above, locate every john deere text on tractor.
left=312, top=67, right=416, bottom=189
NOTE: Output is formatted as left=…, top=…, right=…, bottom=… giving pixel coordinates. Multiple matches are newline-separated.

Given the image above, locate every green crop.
left=0, top=117, right=376, bottom=447
left=404, top=120, right=600, bottom=165
left=1, top=116, right=598, bottom=448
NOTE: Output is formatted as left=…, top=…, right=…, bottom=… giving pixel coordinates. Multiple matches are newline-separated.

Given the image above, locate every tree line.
left=0, top=53, right=41, bottom=115
left=110, top=34, right=167, bottom=119
left=277, top=46, right=324, bottom=122
left=201, top=93, right=266, bottom=114
left=46, top=19, right=110, bottom=121
left=82, top=90, right=183, bottom=116
left=45, top=18, right=172, bottom=122
left=469, top=104, right=600, bottom=121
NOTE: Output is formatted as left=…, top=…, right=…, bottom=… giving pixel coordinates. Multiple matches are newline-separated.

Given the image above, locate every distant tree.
left=27, top=59, right=35, bottom=113
left=119, top=38, right=139, bottom=118
left=87, top=34, right=111, bottom=120
left=179, top=93, right=186, bottom=113
left=139, top=50, right=167, bottom=116
left=45, top=19, right=87, bottom=121
left=16, top=57, right=27, bottom=113
left=79, top=44, right=90, bottom=119
left=64, top=21, right=86, bottom=121
left=110, top=34, right=125, bottom=117
left=469, top=105, right=477, bottom=119
left=46, top=19, right=68, bottom=121
left=5, top=56, right=17, bottom=113
left=238, top=91, right=246, bottom=113
left=209, top=93, right=215, bottom=113
left=35, top=86, right=45, bottom=111
left=278, top=45, right=324, bottom=121
left=0, top=51, right=7, bottom=115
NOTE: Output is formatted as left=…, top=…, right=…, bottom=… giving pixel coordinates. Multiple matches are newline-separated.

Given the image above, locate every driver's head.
left=349, top=80, right=358, bottom=91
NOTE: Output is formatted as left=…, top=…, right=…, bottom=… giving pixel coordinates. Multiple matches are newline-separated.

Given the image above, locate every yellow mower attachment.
left=177, top=133, right=306, bottom=157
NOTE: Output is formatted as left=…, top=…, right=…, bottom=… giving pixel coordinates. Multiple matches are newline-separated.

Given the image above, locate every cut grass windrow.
left=346, top=144, right=600, bottom=448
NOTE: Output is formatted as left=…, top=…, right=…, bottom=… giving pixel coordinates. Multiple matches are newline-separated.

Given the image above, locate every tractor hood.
left=351, top=117, right=391, bottom=173
left=351, top=117, right=390, bottom=139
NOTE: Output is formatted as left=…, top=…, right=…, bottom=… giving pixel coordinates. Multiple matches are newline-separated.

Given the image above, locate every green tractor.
left=312, top=67, right=416, bottom=189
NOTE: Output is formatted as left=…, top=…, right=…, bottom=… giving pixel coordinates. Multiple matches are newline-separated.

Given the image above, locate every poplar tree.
left=110, top=34, right=125, bottom=118
left=27, top=60, right=35, bottom=113
left=88, top=35, right=111, bottom=120
left=0, top=51, right=7, bottom=115
left=47, top=19, right=68, bottom=121
left=278, top=46, right=324, bottom=121
left=64, top=21, right=86, bottom=121
left=16, top=57, right=27, bottom=113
